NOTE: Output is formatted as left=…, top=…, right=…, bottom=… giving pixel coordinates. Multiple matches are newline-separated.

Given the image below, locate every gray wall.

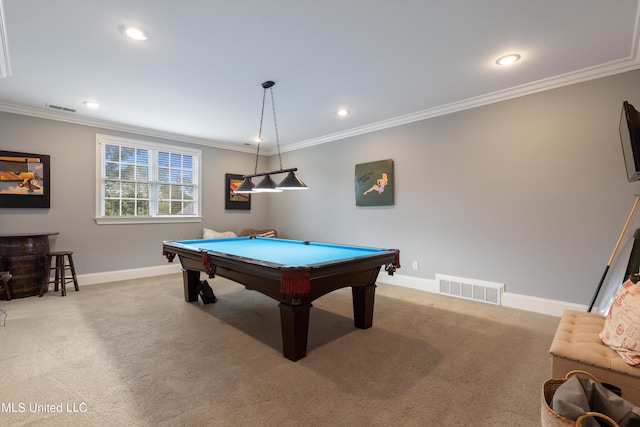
left=1, top=69, right=639, bottom=305
left=267, top=70, right=640, bottom=304
left=0, top=114, right=270, bottom=273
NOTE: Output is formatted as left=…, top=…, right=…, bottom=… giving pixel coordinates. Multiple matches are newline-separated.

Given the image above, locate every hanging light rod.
left=234, top=80, right=308, bottom=193
left=242, top=167, right=297, bottom=179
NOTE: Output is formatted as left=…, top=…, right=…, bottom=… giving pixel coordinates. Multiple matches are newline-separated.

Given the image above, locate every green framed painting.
left=355, top=159, right=394, bottom=206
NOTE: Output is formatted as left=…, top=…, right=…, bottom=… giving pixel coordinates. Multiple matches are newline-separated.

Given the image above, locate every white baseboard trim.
left=377, top=271, right=440, bottom=293
left=500, top=292, right=586, bottom=317
left=79, top=266, right=583, bottom=318
left=377, top=272, right=585, bottom=317
left=77, top=263, right=183, bottom=286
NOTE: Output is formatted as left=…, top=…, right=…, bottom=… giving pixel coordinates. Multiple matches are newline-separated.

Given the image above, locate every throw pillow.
left=202, top=228, right=237, bottom=239
left=600, top=278, right=640, bottom=365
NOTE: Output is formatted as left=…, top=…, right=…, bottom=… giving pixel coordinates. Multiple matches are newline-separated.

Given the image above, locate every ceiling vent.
left=46, top=104, right=76, bottom=113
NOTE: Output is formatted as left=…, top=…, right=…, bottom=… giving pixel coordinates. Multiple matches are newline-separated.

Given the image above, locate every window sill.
left=95, top=216, right=202, bottom=225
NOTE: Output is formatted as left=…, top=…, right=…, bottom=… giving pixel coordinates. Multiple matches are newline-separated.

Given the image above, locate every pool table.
left=162, top=236, right=400, bottom=361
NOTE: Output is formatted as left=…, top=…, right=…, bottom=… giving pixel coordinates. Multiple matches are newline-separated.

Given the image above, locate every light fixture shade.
left=253, top=175, right=282, bottom=192
left=277, top=171, right=308, bottom=190
left=234, top=177, right=255, bottom=193
left=240, top=81, right=308, bottom=194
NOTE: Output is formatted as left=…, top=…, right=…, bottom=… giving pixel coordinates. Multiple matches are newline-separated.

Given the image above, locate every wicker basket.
left=541, top=370, right=619, bottom=427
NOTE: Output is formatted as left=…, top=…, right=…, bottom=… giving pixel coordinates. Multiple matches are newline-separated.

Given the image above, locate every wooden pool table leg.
left=182, top=269, right=200, bottom=302
left=279, top=302, right=312, bottom=361
left=352, top=284, right=376, bottom=329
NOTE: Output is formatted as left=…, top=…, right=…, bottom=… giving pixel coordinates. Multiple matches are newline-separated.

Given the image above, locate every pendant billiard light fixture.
left=234, top=81, right=308, bottom=193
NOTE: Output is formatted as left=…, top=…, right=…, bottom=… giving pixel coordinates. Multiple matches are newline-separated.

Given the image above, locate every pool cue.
left=588, top=194, right=640, bottom=312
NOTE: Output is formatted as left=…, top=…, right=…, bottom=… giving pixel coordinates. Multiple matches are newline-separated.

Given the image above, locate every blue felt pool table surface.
left=170, top=236, right=388, bottom=266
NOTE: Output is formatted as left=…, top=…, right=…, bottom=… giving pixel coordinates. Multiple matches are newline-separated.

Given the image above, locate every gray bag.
left=552, top=372, right=640, bottom=427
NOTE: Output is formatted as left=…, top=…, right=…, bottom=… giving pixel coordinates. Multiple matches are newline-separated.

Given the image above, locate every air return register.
left=436, top=274, right=504, bottom=305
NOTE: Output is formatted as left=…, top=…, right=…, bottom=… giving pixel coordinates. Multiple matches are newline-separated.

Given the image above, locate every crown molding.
left=0, top=0, right=11, bottom=78
left=0, top=102, right=257, bottom=154
left=280, top=56, right=640, bottom=154
left=0, top=56, right=639, bottom=157
left=279, top=4, right=640, bottom=154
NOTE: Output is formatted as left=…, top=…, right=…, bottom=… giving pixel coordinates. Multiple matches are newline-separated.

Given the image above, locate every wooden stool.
left=40, top=251, right=79, bottom=297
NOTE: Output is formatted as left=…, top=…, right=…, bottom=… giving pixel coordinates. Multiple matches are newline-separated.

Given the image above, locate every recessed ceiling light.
left=337, top=109, right=349, bottom=117
left=84, top=101, right=101, bottom=109
left=495, top=54, right=521, bottom=66
left=122, top=26, right=148, bottom=41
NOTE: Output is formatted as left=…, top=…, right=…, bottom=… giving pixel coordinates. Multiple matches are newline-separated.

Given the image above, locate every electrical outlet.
left=412, top=261, right=418, bottom=270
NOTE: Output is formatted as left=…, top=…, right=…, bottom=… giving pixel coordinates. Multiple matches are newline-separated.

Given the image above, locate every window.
left=95, top=134, right=202, bottom=224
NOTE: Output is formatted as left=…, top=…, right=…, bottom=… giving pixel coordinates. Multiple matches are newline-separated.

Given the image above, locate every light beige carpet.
left=0, top=274, right=559, bottom=426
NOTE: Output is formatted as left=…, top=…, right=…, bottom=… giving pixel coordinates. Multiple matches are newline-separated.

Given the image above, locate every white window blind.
left=95, top=134, right=202, bottom=224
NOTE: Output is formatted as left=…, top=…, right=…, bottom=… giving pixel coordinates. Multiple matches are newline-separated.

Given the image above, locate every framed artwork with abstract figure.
left=225, top=173, right=251, bottom=210
left=0, top=150, right=51, bottom=208
left=355, top=159, right=394, bottom=207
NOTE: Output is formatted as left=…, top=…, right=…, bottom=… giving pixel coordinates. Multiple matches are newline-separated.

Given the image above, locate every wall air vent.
left=436, top=274, right=504, bottom=305
left=46, top=104, right=76, bottom=113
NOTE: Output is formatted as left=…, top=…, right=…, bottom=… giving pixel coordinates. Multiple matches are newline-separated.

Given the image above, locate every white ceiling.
left=0, top=0, right=639, bottom=154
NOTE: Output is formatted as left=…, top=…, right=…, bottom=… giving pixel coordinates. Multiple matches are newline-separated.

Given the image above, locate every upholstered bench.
left=549, top=310, right=640, bottom=405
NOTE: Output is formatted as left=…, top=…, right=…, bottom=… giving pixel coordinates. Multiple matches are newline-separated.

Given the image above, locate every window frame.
left=95, top=134, right=202, bottom=225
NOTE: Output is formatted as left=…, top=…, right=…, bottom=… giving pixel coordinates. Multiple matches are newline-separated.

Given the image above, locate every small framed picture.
left=0, top=150, right=51, bottom=209
left=225, top=173, right=251, bottom=210
left=355, top=159, right=394, bottom=206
